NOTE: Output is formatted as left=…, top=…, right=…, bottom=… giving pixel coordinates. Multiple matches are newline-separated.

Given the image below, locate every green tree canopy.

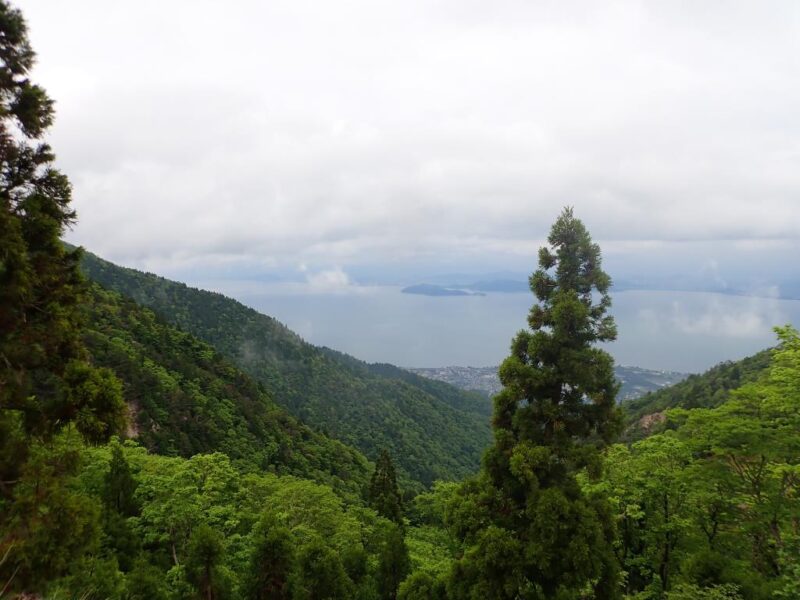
left=241, top=516, right=296, bottom=600
left=368, top=449, right=404, bottom=524
left=0, top=0, right=81, bottom=434
left=451, top=208, right=622, bottom=599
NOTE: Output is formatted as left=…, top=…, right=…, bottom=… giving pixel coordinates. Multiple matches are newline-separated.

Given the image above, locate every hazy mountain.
left=401, top=284, right=484, bottom=296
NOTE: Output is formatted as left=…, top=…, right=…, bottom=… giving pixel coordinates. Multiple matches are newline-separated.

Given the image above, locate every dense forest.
left=1, top=2, right=798, bottom=598
left=80, top=250, right=491, bottom=489
left=83, top=284, right=370, bottom=498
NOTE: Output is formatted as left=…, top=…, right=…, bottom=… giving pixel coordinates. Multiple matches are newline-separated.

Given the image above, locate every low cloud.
left=306, top=267, right=354, bottom=292
left=634, top=295, right=787, bottom=339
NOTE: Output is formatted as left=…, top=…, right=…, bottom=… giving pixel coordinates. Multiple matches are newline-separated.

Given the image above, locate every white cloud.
left=657, top=296, right=786, bottom=338
left=19, top=0, right=800, bottom=277
left=306, top=267, right=353, bottom=292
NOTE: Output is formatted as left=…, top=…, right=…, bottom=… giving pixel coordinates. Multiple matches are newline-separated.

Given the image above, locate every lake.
left=188, top=281, right=800, bottom=373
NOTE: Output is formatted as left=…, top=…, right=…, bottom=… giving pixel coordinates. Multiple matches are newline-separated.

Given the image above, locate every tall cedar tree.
left=0, top=2, right=126, bottom=591
left=368, top=449, right=404, bottom=523
left=0, top=0, right=123, bottom=441
left=0, top=0, right=125, bottom=443
left=454, top=208, right=622, bottom=599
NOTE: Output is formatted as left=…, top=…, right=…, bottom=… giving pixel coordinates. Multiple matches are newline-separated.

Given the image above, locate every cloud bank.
left=22, top=0, right=800, bottom=282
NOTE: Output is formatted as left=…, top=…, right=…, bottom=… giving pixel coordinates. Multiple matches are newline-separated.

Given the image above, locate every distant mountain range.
left=402, top=279, right=527, bottom=296
left=401, top=284, right=485, bottom=296
left=401, top=277, right=800, bottom=300
left=406, top=365, right=689, bottom=402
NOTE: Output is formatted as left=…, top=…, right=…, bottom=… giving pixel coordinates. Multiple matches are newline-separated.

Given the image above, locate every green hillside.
left=83, top=284, right=370, bottom=497
left=80, top=251, right=491, bottom=487
left=622, top=349, right=773, bottom=426
left=594, top=326, right=800, bottom=598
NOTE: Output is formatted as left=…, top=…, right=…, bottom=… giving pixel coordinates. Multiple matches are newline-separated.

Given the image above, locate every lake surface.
left=190, top=281, right=800, bottom=373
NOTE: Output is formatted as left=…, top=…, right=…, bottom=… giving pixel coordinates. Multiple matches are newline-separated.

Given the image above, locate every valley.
left=408, top=364, right=688, bottom=401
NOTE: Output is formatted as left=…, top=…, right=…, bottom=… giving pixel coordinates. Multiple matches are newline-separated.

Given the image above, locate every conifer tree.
left=242, top=516, right=296, bottom=600
left=376, top=522, right=411, bottom=600
left=0, top=0, right=125, bottom=441
left=103, top=442, right=139, bottom=517
left=367, top=449, right=404, bottom=524
left=0, top=3, right=127, bottom=591
left=0, top=0, right=80, bottom=424
left=185, top=524, right=229, bottom=600
left=451, top=208, right=622, bottom=599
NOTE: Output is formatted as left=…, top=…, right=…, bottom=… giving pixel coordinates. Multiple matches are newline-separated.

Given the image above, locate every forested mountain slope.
left=596, top=326, right=800, bottom=598
left=322, top=348, right=491, bottom=417
left=80, top=251, right=491, bottom=487
left=83, top=284, right=371, bottom=497
left=622, top=349, right=772, bottom=423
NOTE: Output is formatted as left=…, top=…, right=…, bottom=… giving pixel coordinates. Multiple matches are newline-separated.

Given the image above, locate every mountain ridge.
left=79, top=250, right=492, bottom=488
left=82, top=283, right=371, bottom=497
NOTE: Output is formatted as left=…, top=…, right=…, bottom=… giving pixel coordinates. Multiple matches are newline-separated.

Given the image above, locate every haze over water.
left=190, top=282, right=800, bottom=373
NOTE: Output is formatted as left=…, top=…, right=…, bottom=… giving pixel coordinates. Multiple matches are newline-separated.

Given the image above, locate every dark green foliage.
left=2, top=5, right=797, bottom=597
left=293, top=537, right=352, bottom=600
left=104, top=441, right=139, bottom=517
left=376, top=523, right=411, bottom=600
left=241, top=517, right=296, bottom=600
left=341, top=545, right=369, bottom=586
left=451, top=208, right=621, bottom=599
left=101, top=441, right=141, bottom=571
left=0, top=436, right=101, bottom=589
left=397, top=571, right=446, bottom=600
left=0, top=0, right=127, bottom=444
left=82, top=284, right=370, bottom=497
left=185, top=524, right=230, bottom=600
left=63, top=360, right=127, bottom=444
left=80, top=250, right=491, bottom=487
left=341, top=356, right=491, bottom=417
left=52, top=556, right=125, bottom=599
left=0, top=0, right=74, bottom=409
left=0, top=0, right=125, bottom=448
left=368, top=450, right=404, bottom=523
left=0, top=8, right=125, bottom=592
left=124, top=560, right=170, bottom=600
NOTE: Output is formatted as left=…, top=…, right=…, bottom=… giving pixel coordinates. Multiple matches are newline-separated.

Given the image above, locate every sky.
left=21, top=0, right=800, bottom=294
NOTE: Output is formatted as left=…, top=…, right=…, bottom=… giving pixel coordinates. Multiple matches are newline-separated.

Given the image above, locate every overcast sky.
left=21, top=0, right=800, bottom=291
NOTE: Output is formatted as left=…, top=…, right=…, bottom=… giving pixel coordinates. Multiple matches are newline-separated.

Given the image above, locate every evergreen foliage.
left=293, top=537, right=352, bottom=600
left=376, top=522, right=412, bottom=600
left=368, top=449, right=404, bottom=524
left=241, top=516, right=295, bottom=600
left=0, top=3, right=125, bottom=590
left=449, top=208, right=622, bottom=598
left=103, top=441, right=139, bottom=517
left=185, top=524, right=230, bottom=600
left=0, top=0, right=126, bottom=444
